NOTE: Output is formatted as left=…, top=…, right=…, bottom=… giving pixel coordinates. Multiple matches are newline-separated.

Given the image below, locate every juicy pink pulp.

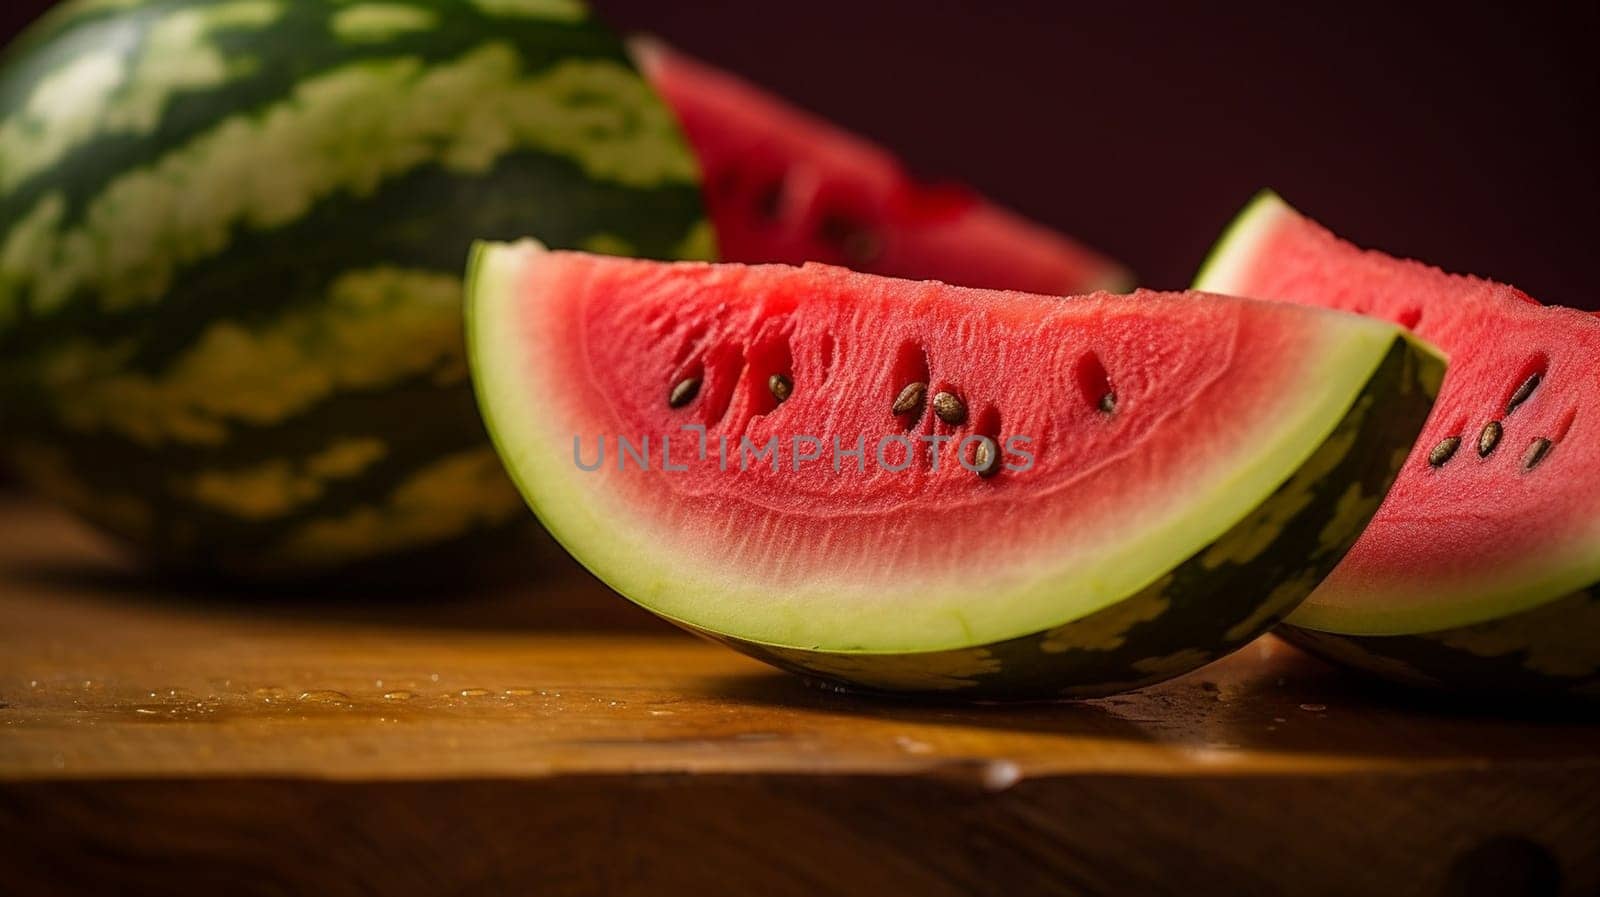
left=516, top=252, right=1361, bottom=590
left=636, top=41, right=1127, bottom=295
left=1232, top=207, right=1600, bottom=597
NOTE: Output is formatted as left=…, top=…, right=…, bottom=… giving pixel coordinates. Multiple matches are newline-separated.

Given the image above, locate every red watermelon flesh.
left=1197, top=192, right=1600, bottom=637
left=634, top=40, right=1128, bottom=295
left=468, top=240, right=1439, bottom=696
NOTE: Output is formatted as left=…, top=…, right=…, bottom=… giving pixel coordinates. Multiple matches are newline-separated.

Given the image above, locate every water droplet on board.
left=459, top=688, right=491, bottom=698
left=298, top=690, right=351, bottom=705
left=1298, top=703, right=1327, bottom=713
left=894, top=736, right=934, bottom=755
left=982, top=761, right=1021, bottom=792
left=382, top=691, right=415, bottom=702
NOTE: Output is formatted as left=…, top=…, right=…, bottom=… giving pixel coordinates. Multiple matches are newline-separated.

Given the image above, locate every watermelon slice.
left=634, top=40, right=1128, bottom=295
left=1197, top=192, right=1600, bottom=696
left=468, top=241, right=1440, bottom=698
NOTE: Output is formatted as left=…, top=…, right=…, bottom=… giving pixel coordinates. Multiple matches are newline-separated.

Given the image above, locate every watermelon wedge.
left=1197, top=192, right=1600, bottom=696
left=634, top=40, right=1128, bottom=295
left=468, top=242, right=1440, bottom=698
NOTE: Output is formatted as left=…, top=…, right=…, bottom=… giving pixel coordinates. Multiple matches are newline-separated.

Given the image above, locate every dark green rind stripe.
left=1281, top=589, right=1600, bottom=700
left=0, top=0, right=626, bottom=223
left=0, top=149, right=705, bottom=367
left=694, top=337, right=1441, bottom=699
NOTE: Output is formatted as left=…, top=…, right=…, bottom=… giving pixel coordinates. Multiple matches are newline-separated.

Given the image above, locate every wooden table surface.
left=1, top=496, right=1596, bottom=896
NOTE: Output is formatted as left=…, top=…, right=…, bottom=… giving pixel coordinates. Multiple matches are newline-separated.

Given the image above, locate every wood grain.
left=1, top=497, right=1597, bottom=896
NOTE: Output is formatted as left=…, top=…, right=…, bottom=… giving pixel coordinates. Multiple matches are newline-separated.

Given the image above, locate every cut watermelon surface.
left=1198, top=193, right=1600, bottom=695
left=469, top=241, right=1439, bottom=697
left=635, top=40, right=1128, bottom=295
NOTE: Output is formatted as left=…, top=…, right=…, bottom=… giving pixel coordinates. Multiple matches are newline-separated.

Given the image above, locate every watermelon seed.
left=842, top=231, right=884, bottom=267
left=932, top=391, right=967, bottom=425
left=668, top=377, right=701, bottom=408
left=709, top=170, right=741, bottom=200
left=754, top=178, right=784, bottom=221
left=1477, top=421, right=1503, bottom=457
left=1506, top=373, right=1541, bottom=414
left=768, top=373, right=793, bottom=403
left=1098, top=392, right=1118, bottom=414
left=1522, top=438, right=1553, bottom=472
left=892, top=382, right=928, bottom=416
left=1427, top=436, right=1461, bottom=467
left=817, top=211, right=883, bottom=266
left=971, top=437, right=1000, bottom=478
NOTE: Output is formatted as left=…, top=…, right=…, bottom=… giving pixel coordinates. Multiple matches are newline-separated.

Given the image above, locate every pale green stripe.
left=0, top=50, right=126, bottom=193
left=39, top=267, right=463, bottom=447
left=0, top=1, right=285, bottom=193
left=471, top=0, right=586, bottom=23
left=0, top=193, right=67, bottom=324
left=580, top=232, right=636, bottom=256
left=275, top=445, right=523, bottom=565
left=671, top=218, right=716, bottom=262
left=331, top=4, right=437, bottom=42
left=178, top=436, right=389, bottom=519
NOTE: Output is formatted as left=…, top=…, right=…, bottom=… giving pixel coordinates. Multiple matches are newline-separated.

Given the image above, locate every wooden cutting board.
left=0, top=496, right=1596, bottom=897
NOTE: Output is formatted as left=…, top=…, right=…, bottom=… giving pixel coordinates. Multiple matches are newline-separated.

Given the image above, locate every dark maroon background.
left=3, top=0, right=1597, bottom=307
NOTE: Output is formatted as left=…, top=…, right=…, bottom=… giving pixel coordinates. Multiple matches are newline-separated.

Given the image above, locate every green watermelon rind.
left=468, top=242, right=1443, bottom=697
left=1279, top=588, right=1600, bottom=699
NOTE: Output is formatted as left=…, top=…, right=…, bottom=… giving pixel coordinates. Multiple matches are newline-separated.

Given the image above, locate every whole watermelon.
left=0, top=0, right=710, bottom=577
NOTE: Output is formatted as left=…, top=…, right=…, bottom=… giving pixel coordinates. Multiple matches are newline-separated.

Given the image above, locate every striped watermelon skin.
left=0, top=0, right=711, bottom=576
left=1280, top=590, right=1600, bottom=700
